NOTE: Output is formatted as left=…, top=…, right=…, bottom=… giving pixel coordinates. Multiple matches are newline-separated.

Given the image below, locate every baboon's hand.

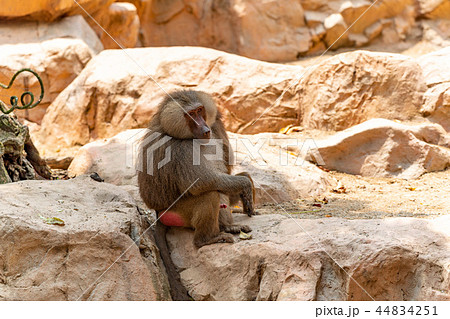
left=241, top=190, right=255, bottom=217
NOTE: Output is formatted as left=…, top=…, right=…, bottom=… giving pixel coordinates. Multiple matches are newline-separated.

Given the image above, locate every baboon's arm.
left=189, top=173, right=252, bottom=197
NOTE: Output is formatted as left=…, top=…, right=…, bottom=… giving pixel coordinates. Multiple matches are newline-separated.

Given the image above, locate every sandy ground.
left=258, top=169, right=450, bottom=219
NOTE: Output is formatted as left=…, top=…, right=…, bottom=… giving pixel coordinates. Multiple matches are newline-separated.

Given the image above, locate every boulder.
left=339, top=0, right=372, bottom=34
left=228, top=132, right=332, bottom=203
left=299, top=50, right=427, bottom=131
left=304, top=10, right=327, bottom=28
left=299, top=0, right=339, bottom=12
left=381, top=24, right=401, bottom=44
left=417, top=46, right=450, bottom=87
left=94, top=2, right=140, bottom=49
left=0, top=15, right=102, bottom=52
left=418, top=0, right=450, bottom=19
left=0, top=176, right=170, bottom=300
left=419, top=19, right=450, bottom=52
left=338, top=0, right=416, bottom=36
left=421, top=83, right=450, bottom=132
left=323, top=13, right=349, bottom=49
left=364, top=21, right=384, bottom=41
left=348, top=33, right=369, bottom=47
left=230, top=0, right=311, bottom=61
left=68, top=129, right=142, bottom=186
left=303, top=119, right=450, bottom=179
left=0, top=0, right=114, bottom=22
left=0, top=15, right=102, bottom=123
left=393, top=6, right=416, bottom=40
left=134, top=0, right=311, bottom=62
left=34, top=47, right=304, bottom=157
left=0, top=39, right=96, bottom=123
left=417, top=47, right=450, bottom=132
left=68, top=129, right=331, bottom=204
left=167, top=213, right=450, bottom=301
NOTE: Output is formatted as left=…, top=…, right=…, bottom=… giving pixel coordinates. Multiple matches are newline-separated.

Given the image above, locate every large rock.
left=0, top=39, right=95, bottom=123
left=417, top=47, right=450, bottom=132
left=0, top=0, right=114, bottom=22
left=68, top=129, right=142, bottom=187
left=323, top=13, right=349, bottom=48
left=36, top=48, right=447, bottom=157
left=228, top=132, right=331, bottom=203
left=340, top=0, right=415, bottom=35
left=0, top=15, right=103, bottom=53
left=94, top=2, right=140, bottom=49
left=419, top=0, right=450, bottom=19
left=34, top=47, right=304, bottom=157
left=303, top=119, right=450, bottom=179
left=0, top=0, right=136, bottom=52
left=68, top=129, right=332, bottom=204
left=299, top=51, right=427, bottom=131
left=0, top=15, right=102, bottom=123
left=129, top=0, right=427, bottom=59
left=417, top=46, right=450, bottom=87
left=0, top=176, right=170, bottom=300
left=339, top=0, right=372, bottom=34
left=167, top=213, right=450, bottom=300
left=421, top=83, right=450, bottom=132
left=134, top=0, right=311, bottom=62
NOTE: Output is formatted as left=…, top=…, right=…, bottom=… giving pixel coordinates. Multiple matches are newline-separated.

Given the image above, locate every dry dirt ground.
left=258, top=169, right=450, bottom=220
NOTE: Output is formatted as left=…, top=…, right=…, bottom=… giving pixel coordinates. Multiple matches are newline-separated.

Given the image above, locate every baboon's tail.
left=154, top=220, right=191, bottom=301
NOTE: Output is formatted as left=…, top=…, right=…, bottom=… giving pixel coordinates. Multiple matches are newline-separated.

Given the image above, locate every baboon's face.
left=185, top=103, right=211, bottom=140
left=159, top=91, right=217, bottom=140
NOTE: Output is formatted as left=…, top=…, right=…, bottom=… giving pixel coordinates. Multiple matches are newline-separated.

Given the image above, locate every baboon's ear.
left=160, top=101, right=193, bottom=139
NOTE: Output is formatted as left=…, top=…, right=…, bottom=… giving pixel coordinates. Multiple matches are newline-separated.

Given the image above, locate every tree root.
left=0, top=114, right=51, bottom=184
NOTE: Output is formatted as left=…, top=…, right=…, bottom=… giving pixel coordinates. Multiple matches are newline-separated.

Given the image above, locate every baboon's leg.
left=191, top=192, right=234, bottom=247
left=218, top=194, right=252, bottom=234
left=219, top=209, right=252, bottom=234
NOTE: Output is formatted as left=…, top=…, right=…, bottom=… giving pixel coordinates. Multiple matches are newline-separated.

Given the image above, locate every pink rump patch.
left=159, top=210, right=185, bottom=227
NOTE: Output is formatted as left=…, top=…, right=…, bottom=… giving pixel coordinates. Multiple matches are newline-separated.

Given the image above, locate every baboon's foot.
left=194, top=232, right=234, bottom=248
left=221, top=224, right=252, bottom=234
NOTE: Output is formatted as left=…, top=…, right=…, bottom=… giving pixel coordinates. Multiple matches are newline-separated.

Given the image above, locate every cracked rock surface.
left=167, top=214, right=450, bottom=301
left=0, top=176, right=170, bottom=300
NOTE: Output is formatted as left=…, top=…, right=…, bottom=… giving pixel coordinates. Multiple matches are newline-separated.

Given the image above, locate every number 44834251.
left=376, top=305, right=438, bottom=316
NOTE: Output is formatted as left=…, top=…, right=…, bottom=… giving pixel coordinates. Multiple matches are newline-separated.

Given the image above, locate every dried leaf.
left=39, top=215, right=65, bottom=226
left=332, top=181, right=347, bottom=194
left=315, top=197, right=328, bottom=204
left=286, top=126, right=303, bottom=134
left=312, top=203, right=322, bottom=208
left=239, top=231, right=252, bottom=240
left=279, top=124, right=294, bottom=134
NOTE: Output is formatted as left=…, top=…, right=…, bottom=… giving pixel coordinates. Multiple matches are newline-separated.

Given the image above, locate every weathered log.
left=0, top=114, right=51, bottom=184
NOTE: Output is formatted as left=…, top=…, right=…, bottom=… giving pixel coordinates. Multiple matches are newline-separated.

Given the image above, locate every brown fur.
left=138, top=90, right=255, bottom=248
